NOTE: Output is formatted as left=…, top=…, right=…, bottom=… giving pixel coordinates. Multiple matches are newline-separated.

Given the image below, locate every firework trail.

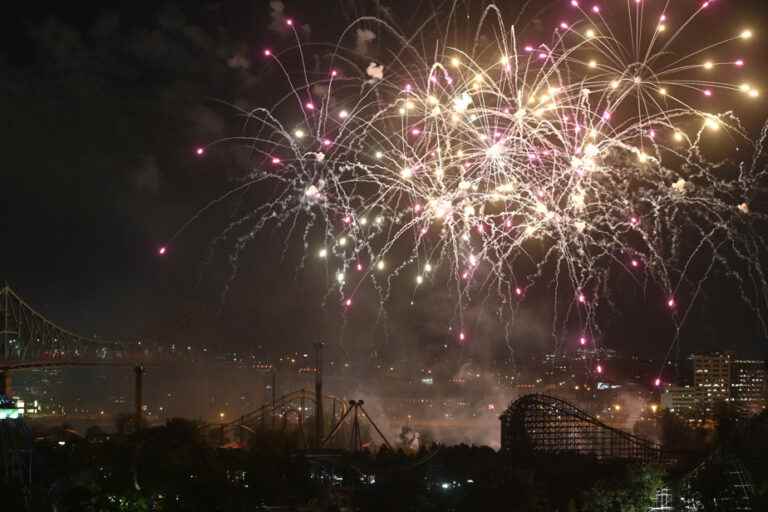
left=171, top=0, right=768, bottom=380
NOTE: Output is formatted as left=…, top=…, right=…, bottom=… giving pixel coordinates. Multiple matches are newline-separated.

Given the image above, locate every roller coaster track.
left=501, top=394, right=673, bottom=464
left=200, top=388, right=348, bottom=439
left=201, top=389, right=394, bottom=451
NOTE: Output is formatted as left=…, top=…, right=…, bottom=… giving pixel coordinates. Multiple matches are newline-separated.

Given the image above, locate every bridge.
left=0, top=285, right=123, bottom=361
left=0, top=285, right=146, bottom=420
left=0, top=285, right=149, bottom=493
left=500, top=394, right=673, bottom=464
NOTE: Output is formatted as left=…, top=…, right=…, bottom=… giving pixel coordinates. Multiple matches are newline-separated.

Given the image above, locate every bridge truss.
left=0, top=286, right=121, bottom=362
left=500, top=394, right=672, bottom=464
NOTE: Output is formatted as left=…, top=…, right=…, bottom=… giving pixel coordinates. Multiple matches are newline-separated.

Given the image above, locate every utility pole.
left=271, top=368, right=277, bottom=430
left=313, top=341, right=324, bottom=448
left=2, top=285, right=9, bottom=361
left=134, top=365, right=144, bottom=432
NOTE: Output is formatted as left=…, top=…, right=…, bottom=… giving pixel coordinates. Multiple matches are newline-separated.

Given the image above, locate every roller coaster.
left=500, top=394, right=673, bottom=464
left=200, top=388, right=391, bottom=451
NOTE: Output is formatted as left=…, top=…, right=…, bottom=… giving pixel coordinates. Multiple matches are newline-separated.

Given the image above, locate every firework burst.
left=175, top=1, right=768, bottom=376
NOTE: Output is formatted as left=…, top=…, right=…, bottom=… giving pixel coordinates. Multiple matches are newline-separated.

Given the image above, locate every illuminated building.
left=692, top=352, right=734, bottom=404
left=730, top=359, right=767, bottom=412
left=660, top=386, right=698, bottom=414
left=674, top=353, right=768, bottom=416
left=543, top=353, right=569, bottom=376
left=0, top=395, right=23, bottom=420
left=494, top=373, right=516, bottom=387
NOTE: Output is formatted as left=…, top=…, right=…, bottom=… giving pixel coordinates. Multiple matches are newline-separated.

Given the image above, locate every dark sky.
left=2, top=0, right=768, bottom=366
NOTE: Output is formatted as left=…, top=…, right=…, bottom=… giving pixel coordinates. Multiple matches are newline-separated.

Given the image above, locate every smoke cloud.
left=227, top=54, right=250, bottom=70
left=132, top=156, right=161, bottom=195
left=268, top=1, right=288, bottom=34
left=355, top=28, right=376, bottom=55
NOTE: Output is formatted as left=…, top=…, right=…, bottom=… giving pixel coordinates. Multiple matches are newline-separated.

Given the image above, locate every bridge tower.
left=1, top=285, right=13, bottom=362
left=0, top=371, right=9, bottom=397
left=1, top=286, right=13, bottom=396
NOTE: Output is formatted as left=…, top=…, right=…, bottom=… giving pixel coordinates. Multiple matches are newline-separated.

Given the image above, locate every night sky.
left=2, top=0, right=768, bottom=367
